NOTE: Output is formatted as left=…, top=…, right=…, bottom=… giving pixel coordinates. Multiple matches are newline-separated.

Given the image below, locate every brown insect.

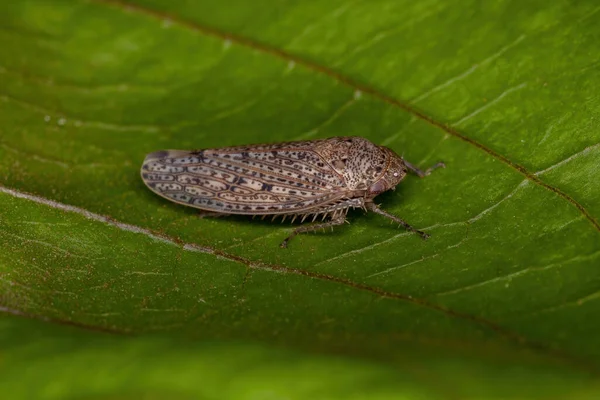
left=141, top=136, right=444, bottom=248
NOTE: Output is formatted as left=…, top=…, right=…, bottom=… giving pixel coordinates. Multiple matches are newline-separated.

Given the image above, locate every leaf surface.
left=1, top=0, right=600, bottom=398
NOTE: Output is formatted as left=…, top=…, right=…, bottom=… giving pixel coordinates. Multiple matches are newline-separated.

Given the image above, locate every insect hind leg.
left=280, top=215, right=346, bottom=249
left=365, top=202, right=429, bottom=240
left=196, top=210, right=229, bottom=219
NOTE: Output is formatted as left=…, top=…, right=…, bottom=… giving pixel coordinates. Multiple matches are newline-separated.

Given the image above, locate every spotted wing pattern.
left=141, top=140, right=349, bottom=215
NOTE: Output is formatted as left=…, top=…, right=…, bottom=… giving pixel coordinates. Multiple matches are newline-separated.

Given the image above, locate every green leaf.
left=1, top=0, right=599, bottom=398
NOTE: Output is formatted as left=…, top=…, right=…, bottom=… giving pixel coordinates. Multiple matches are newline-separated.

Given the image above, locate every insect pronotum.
left=141, top=136, right=444, bottom=248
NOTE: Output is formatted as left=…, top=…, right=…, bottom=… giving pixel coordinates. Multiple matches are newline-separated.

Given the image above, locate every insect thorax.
left=315, top=137, right=391, bottom=191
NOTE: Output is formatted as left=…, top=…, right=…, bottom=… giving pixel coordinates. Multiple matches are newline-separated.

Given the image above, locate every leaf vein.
left=0, top=94, right=161, bottom=133
left=435, top=250, right=600, bottom=297
left=412, top=34, right=527, bottom=104
left=294, top=90, right=361, bottom=140
left=534, top=141, right=600, bottom=176
left=453, top=83, right=528, bottom=126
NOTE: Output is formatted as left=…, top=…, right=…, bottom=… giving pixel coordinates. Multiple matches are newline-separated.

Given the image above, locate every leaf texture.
left=1, top=0, right=600, bottom=398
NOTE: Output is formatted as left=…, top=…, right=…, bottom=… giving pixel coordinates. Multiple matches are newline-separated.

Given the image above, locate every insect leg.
left=365, top=202, right=430, bottom=240
left=403, top=160, right=446, bottom=178
left=280, top=215, right=346, bottom=249
left=197, top=210, right=228, bottom=219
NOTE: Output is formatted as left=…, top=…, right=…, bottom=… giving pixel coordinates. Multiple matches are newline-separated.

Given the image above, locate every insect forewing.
left=140, top=141, right=348, bottom=215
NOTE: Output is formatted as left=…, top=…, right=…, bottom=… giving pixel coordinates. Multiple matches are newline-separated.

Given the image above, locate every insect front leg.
left=403, top=160, right=446, bottom=178
left=365, top=202, right=430, bottom=240
left=280, top=215, right=346, bottom=249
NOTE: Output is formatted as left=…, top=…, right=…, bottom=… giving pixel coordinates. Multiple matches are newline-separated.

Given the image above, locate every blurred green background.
left=1, top=0, right=600, bottom=398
